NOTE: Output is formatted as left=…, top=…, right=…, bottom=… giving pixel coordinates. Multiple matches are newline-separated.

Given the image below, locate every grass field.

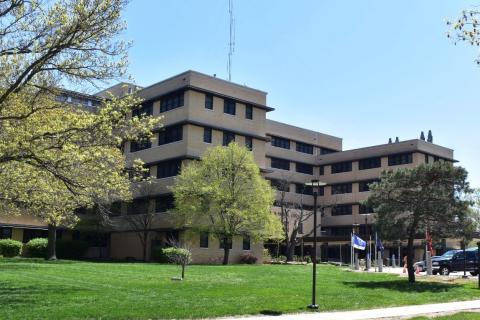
left=0, top=258, right=479, bottom=319
left=409, top=312, right=480, bottom=319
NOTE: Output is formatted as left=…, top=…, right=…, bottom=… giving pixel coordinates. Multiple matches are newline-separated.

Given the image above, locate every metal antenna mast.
left=227, top=0, right=235, bottom=81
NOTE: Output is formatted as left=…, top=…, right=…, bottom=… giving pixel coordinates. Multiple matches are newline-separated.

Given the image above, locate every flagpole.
left=374, top=232, right=377, bottom=272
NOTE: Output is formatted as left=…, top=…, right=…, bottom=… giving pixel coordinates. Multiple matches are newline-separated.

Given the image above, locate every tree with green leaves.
left=172, top=143, right=283, bottom=265
left=0, top=0, right=161, bottom=259
left=367, top=162, right=472, bottom=283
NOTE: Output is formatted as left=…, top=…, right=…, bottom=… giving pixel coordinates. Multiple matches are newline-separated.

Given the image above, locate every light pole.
left=477, top=241, right=480, bottom=289
left=360, top=213, right=372, bottom=271
left=305, top=179, right=326, bottom=309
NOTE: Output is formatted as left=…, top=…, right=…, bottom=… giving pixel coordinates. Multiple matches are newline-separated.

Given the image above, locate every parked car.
left=414, top=250, right=459, bottom=272
left=432, top=248, right=479, bottom=276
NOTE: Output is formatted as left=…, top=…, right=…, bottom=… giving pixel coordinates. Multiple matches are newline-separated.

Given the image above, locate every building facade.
left=0, top=70, right=460, bottom=263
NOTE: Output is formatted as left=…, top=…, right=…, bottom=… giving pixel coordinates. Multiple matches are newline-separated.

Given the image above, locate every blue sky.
left=121, top=0, right=480, bottom=188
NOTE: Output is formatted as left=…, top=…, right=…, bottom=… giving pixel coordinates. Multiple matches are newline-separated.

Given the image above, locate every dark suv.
left=432, top=248, right=479, bottom=276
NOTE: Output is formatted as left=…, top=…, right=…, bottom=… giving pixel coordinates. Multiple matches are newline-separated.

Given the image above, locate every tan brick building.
left=0, top=70, right=459, bottom=263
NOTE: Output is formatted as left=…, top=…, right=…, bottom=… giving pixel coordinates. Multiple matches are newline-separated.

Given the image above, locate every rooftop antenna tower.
left=227, top=0, right=235, bottom=81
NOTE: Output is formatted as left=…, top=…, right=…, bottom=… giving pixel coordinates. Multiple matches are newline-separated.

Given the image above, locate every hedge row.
left=0, top=238, right=89, bottom=259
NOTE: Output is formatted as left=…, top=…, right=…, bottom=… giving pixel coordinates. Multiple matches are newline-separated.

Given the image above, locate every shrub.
left=56, top=240, right=89, bottom=259
left=162, top=247, right=192, bottom=279
left=240, top=253, right=258, bottom=264
left=24, top=238, right=48, bottom=258
left=304, top=255, right=312, bottom=264
left=0, top=239, right=23, bottom=257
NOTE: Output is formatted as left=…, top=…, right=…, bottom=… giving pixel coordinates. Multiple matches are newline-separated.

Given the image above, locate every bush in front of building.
left=56, top=240, right=89, bottom=259
left=0, top=239, right=23, bottom=257
left=162, top=247, right=192, bottom=279
left=24, top=238, right=48, bottom=258
left=239, top=253, right=258, bottom=264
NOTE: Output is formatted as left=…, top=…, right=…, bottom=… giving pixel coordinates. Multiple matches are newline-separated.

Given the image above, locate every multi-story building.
left=0, top=70, right=460, bottom=263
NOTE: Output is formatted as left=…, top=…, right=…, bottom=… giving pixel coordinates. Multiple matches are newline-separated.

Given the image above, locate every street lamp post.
left=360, top=213, right=372, bottom=271
left=477, top=241, right=480, bottom=289
left=305, top=179, right=326, bottom=309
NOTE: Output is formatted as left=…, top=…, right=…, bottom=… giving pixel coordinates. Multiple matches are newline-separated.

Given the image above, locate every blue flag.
left=352, top=234, right=366, bottom=250
left=376, top=233, right=384, bottom=253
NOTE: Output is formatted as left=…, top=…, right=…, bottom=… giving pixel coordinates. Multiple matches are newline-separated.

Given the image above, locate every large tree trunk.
left=142, top=232, right=148, bottom=262
left=222, top=238, right=230, bottom=265
left=47, top=224, right=57, bottom=260
left=286, top=240, right=296, bottom=262
left=407, top=234, right=415, bottom=283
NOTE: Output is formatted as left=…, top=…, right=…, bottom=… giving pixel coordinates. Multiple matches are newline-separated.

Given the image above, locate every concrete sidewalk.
left=217, top=300, right=480, bottom=320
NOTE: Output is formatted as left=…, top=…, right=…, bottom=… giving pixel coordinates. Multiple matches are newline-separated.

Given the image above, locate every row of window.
left=131, top=125, right=254, bottom=153
left=270, top=157, right=314, bottom=174
left=205, top=94, right=254, bottom=120
left=270, top=180, right=377, bottom=196
left=331, top=204, right=374, bottom=216
left=111, top=194, right=175, bottom=216
left=319, top=153, right=413, bottom=175
left=199, top=234, right=251, bottom=250
left=270, top=135, right=337, bottom=156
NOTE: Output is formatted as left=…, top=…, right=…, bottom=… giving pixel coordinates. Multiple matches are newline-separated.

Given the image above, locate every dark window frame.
left=270, top=157, right=290, bottom=170
left=388, top=153, right=413, bottom=166
left=223, top=131, right=235, bottom=146
left=224, top=99, right=236, bottom=115
left=203, top=127, right=212, bottom=143
left=205, top=94, right=213, bottom=110
left=200, top=233, right=209, bottom=248
left=331, top=204, right=353, bottom=216
left=270, top=136, right=290, bottom=149
left=156, top=159, right=182, bottom=179
left=358, top=157, right=381, bottom=170
left=331, top=161, right=352, bottom=174
left=242, top=236, right=251, bottom=250
left=296, top=142, right=314, bottom=154
left=160, top=91, right=185, bottom=113
left=154, top=194, right=174, bottom=213
left=158, top=125, right=183, bottom=145
left=296, top=162, right=313, bottom=175
left=245, top=104, right=253, bottom=119
left=331, top=183, right=353, bottom=195
left=245, top=136, right=253, bottom=150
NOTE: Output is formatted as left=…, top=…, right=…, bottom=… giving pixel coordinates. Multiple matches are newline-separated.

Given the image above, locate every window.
left=155, top=194, right=174, bottom=213
left=331, top=161, right=352, bottom=174
left=157, top=159, right=182, bottom=178
left=243, top=236, right=251, bottom=250
left=205, top=94, right=213, bottom=110
left=331, top=204, right=352, bottom=216
left=219, top=237, right=232, bottom=249
left=200, top=233, right=209, bottom=248
left=203, top=127, right=212, bottom=143
left=331, top=183, right=352, bottom=195
left=359, top=157, right=381, bottom=170
left=295, top=184, right=312, bottom=195
left=359, top=204, right=374, bottom=214
left=160, top=91, right=184, bottom=112
left=270, top=179, right=289, bottom=192
left=0, top=227, right=12, bottom=239
left=296, top=162, right=313, bottom=175
left=271, top=136, right=290, bottom=149
left=223, top=131, right=235, bottom=146
left=358, top=180, right=379, bottom=192
left=127, top=198, right=150, bottom=215
left=296, top=142, right=314, bottom=154
left=319, top=165, right=324, bottom=175
left=388, top=153, right=413, bottom=166
left=245, top=104, right=253, bottom=119
left=320, top=148, right=337, bottom=155
left=425, top=154, right=429, bottom=164
left=224, top=99, right=236, bottom=115
left=270, top=157, right=290, bottom=170
left=132, top=102, right=153, bottom=118
left=158, top=125, right=183, bottom=145
left=130, top=139, right=151, bottom=152
left=245, top=136, right=253, bottom=150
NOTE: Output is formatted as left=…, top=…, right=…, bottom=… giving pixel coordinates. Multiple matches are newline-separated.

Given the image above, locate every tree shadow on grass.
left=0, top=282, right=91, bottom=305
left=342, top=280, right=461, bottom=293
left=259, top=310, right=283, bottom=316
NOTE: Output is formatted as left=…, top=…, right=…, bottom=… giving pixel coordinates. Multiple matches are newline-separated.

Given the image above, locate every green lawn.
left=409, top=312, right=480, bottom=320
left=0, top=258, right=479, bottom=319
